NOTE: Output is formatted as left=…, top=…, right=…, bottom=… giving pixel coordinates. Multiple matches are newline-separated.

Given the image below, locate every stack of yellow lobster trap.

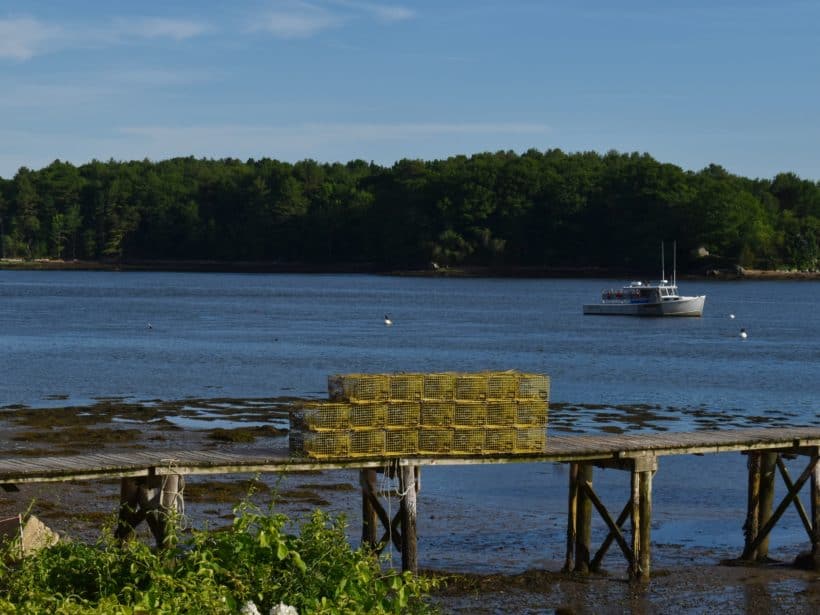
left=289, top=371, right=549, bottom=460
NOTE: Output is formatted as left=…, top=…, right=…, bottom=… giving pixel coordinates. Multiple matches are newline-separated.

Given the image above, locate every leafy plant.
left=0, top=502, right=438, bottom=614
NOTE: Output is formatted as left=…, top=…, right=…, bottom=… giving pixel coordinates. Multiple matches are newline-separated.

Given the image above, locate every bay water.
left=1, top=270, right=818, bottom=572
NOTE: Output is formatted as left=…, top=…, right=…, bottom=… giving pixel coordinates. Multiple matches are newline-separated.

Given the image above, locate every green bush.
left=0, top=503, right=438, bottom=614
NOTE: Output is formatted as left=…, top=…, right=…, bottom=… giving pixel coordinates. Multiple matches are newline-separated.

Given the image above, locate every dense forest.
left=0, top=149, right=818, bottom=273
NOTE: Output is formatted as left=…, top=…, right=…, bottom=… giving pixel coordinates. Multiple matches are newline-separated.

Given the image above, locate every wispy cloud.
left=251, top=1, right=344, bottom=39
left=107, top=67, right=216, bottom=87
left=117, top=121, right=551, bottom=156
left=252, top=0, right=414, bottom=39
left=0, top=15, right=210, bottom=61
left=330, top=1, right=415, bottom=23
left=112, top=17, right=211, bottom=41
left=0, top=17, right=62, bottom=60
left=0, top=68, right=214, bottom=110
left=369, top=6, right=415, bottom=22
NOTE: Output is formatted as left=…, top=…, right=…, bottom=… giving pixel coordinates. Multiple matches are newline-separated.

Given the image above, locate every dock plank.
left=1, top=427, right=819, bottom=484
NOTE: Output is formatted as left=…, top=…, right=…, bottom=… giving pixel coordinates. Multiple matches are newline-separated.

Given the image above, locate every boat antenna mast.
left=673, top=240, right=677, bottom=286
left=660, top=240, right=665, bottom=283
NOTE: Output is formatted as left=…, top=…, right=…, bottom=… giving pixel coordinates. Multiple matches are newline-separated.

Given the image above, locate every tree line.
left=0, top=149, right=818, bottom=273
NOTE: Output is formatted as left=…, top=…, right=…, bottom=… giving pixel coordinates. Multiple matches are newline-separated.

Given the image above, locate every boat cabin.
left=600, top=281, right=679, bottom=304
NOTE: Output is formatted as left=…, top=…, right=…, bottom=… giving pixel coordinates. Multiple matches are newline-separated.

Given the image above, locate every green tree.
left=780, top=210, right=819, bottom=270
left=11, top=169, right=41, bottom=258
left=63, top=203, right=83, bottom=259
left=771, top=172, right=820, bottom=218
left=1, top=150, right=817, bottom=272
left=0, top=188, right=7, bottom=258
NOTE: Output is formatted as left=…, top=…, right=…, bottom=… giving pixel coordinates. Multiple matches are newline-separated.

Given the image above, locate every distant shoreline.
left=1, top=258, right=818, bottom=280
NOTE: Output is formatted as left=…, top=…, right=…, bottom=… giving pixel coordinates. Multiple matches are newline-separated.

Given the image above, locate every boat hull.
left=583, top=295, right=705, bottom=317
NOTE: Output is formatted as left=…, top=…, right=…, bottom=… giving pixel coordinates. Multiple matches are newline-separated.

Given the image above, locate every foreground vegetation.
left=0, top=149, right=817, bottom=273
left=0, top=503, right=437, bottom=614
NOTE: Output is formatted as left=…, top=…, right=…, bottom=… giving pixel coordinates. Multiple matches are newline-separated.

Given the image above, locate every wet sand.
left=1, top=398, right=818, bottom=613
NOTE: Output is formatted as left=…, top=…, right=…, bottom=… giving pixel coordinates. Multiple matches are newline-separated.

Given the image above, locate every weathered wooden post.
left=563, top=462, right=579, bottom=572
left=399, top=464, right=418, bottom=573
left=630, top=455, right=655, bottom=580
left=152, top=474, right=182, bottom=547
left=812, top=450, right=820, bottom=567
left=360, top=469, right=378, bottom=549
left=116, top=473, right=183, bottom=548
left=116, top=477, right=142, bottom=542
left=742, top=451, right=777, bottom=562
left=743, top=447, right=818, bottom=563
left=574, top=464, right=594, bottom=572
left=757, top=452, right=778, bottom=560
left=743, top=451, right=762, bottom=560
left=565, top=455, right=656, bottom=578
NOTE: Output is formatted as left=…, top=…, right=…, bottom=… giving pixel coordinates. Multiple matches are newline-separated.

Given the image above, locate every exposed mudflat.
left=427, top=564, right=820, bottom=614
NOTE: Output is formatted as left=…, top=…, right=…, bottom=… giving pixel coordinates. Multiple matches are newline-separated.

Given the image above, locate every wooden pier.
left=2, top=426, right=819, bottom=579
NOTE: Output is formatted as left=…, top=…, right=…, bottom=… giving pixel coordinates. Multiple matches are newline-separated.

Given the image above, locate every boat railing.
left=601, top=289, right=649, bottom=303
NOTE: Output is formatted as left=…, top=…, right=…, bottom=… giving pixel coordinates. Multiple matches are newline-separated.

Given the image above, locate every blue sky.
left=2, top=1, right=819, bottom=180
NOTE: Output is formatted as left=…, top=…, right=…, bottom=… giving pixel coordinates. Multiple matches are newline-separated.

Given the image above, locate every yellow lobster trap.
left=328, top=373, right=390, bottom=402
left=291, top=371, right=551, bottom=459
left=291, top=402, right=350, bottom=431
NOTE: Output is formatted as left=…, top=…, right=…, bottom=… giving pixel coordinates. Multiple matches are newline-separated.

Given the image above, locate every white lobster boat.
left=583, top=279, right=705, bottom=316
left=583, top=242, right=706, bottom=317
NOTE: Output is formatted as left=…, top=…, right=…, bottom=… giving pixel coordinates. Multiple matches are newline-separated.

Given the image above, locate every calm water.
left=2, top=270, right=818, bottom=419
left=1, top=270, right=818, bottom=571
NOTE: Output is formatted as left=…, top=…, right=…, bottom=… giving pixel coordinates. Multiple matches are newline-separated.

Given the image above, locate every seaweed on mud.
left=0, top=397, right=297, bottom=459
left=11, top=425, right=146, bottom=448
left=206, top=428, right=257, bottom=443
left=426, top=569, right=571, bottom=595
left=276, top=488, right=331, bottom=506
left=206, top=425, right=287, bottom=443
left=302, top=482, right=356, bottom=492
left=183, top=478, right=271, bottom=504
left=2, top=403, right=164, bottom=428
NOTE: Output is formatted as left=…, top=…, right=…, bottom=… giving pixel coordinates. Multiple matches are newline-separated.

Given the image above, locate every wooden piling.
left=811, top=450, right=819, bottom=566
left=743, top=451, right=777, bottom=562
left=630, top=470, right=641, bottom=579
left=757, top=452, right=778, bottom=560
left=563, top=462, right=579, bottom=572
left=154, top=474, right=182, bottom=547
left=636, top=467, right=652, bottom=579
left=115, top=477, right=143, bottom=542
left=116, top=474, right=182, bottom=548
left=399, top=464, right=418, bottom=573
left=628, top=455, right=655, bottom=580
left=743, top=451, right=762, bottom=560
left=742, top=451, right=817, bottom=561
left=360, top=469, right=378, bottom=548
left=574, top=463, right=593, bottom=572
